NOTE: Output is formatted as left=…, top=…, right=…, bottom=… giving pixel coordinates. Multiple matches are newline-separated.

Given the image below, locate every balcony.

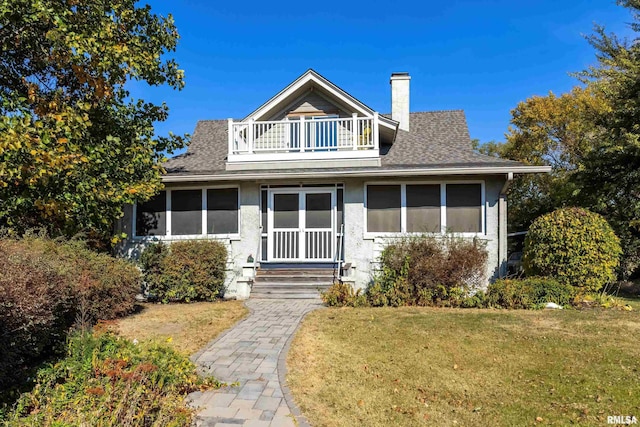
left=227, top=113, right=380, bottom=164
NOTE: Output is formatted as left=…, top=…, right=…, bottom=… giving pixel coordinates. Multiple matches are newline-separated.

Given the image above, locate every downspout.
left=498, top=173, right=513, bottom=278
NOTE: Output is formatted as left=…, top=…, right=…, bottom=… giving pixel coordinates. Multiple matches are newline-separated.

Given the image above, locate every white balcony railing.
left=227, top=113, right=379, bottom=162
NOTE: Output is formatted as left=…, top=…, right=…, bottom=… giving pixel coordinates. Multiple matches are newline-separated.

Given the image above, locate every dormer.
left=226, top=69, right=399, bottom=171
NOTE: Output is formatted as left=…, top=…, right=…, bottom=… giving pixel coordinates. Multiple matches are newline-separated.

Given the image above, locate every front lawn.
left=111, top=300, right=248, bottom=355
left=287, top=299, right=640, bottom=426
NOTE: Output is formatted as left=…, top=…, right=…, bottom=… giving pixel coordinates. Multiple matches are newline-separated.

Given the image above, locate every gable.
left=245, top=69, right=398, bottom=133
left=269, top=90, right=350, bottom=120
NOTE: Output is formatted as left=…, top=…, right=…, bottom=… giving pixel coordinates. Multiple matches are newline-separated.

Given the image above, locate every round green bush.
left=523, top=207, right=621, bottom=292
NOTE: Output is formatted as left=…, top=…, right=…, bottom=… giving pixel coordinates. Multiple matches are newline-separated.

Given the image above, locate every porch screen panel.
left=261, top=189, right=267, bottom=261
left=172, top=190, right=202, bottom=235
left=336, top=188, right=344, bottom=261
left=305, top=193, right=332, bottom=228
left=446, top=184, right=482, bottom=233
left=367, top=185, right=401, bottom=232
left=207, top=188, right=239, bottom=234
left=261, top=190, right=268, bottom=231
left=406, top=184, right=441, bottom=232
left=136, top=191, right=166, bottom=236
left=337, top=188, right=344, bottom=231
left=274, top=194, right=299, bottom=228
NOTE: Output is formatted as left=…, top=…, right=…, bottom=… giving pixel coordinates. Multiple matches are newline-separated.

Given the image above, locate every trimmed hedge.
left=141, top=240, right=228, bottom=302
left=485, top=277, right=576, bottom=309
left=524, top=207, right=621, bottom=292
left=0, top=237, right=141, bottom=394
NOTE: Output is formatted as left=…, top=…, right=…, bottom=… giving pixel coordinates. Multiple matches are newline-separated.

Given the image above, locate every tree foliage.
left=0, top=0, right=188, bottom=241
left=502, top=87, right=609, bottom=232
left=573, top=0, right=640, bottom=277
left=475, top=1, right=640, bottom=276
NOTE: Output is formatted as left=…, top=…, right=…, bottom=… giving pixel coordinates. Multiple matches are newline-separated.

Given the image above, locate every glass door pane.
left=304, top=192, right=333, bottom=260
left=273, top=193, right=299, bottom=229
left=305, top=193, right=332, bottom=228
left=272, top=193, right=300, bottom=260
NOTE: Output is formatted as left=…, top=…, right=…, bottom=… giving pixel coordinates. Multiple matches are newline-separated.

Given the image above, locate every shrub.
left=321, top=282, right=367, bottom=307
left=367, top=235, right=488, bottom=307
left=0, top=244, right=76, bottom=392
left=574, top=293, right=633, bottom=310
left=139, top=241, right=169, bottom=294
left=523, top=207, right=621, bottom=292
left=56, top=241, right=141, bottom=322
left=0, top=237, right=141, bottom=397
left=485, top=277, right=576, bottom=309
left=142, top=240, right=228, bottom=302
left=20, top=237, right=141, bottom=322
left=7, top=331, right=218, bottom=426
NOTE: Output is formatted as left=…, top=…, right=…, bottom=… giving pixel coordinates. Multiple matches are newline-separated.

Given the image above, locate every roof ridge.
left=382, top=109, right=465, bottom=114
left=411, top=109, right=464, bottom=113
left=198, top=111, right=465, bottom=122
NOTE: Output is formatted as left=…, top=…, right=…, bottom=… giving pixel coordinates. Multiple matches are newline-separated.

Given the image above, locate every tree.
left=474, top=1, right=640, bottom=278
left=473, top=87, right=608, bottom=233
left=0, top=0, right=187, bottom=243
left=573, top=0, right=640, bottom=277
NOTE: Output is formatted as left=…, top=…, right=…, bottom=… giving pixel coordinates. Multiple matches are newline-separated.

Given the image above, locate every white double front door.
left=267, top=188, right=336, bottom=262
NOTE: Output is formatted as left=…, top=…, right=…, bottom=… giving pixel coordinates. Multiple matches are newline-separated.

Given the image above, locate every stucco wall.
left=342, top=175, right=506, bottom=290
left=117, top=175, right=506, bottom=297
left=117, top=181, right=261, bottom=299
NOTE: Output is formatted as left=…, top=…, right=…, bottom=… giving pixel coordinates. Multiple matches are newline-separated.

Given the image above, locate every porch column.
left=499, top=173, right=513, bottom=277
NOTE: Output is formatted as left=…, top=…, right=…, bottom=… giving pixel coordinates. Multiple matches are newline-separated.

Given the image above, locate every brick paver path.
left=187, top=299, right=322, bottom=427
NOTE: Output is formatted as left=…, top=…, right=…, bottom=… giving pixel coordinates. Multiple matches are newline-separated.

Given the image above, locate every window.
left=365, top=182, right=483, bottom=234
left=367, top=185, right=401, bottom=232
left=207, top=188, right=239, bottom=234
left=171, top=190, right=202, bottom=235
left=136, top=191, right=166, bottom=236
left=406, top=184, right=440, bottom=233
left=134, top=187, right=239, bottom=238
left=446, top=184, right=482, bottom=233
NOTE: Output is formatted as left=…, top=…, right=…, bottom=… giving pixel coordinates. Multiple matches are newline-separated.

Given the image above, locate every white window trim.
left=132, top=185, right=241, bottom=241
left=363, top=180, right=486, bottom=239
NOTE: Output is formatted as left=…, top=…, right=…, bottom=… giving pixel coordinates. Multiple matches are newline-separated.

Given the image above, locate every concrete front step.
left=257, top=268, right=336, bottom=276
left=250, top=284, right=330, bottom=299
left=254, top=275, right=334, bottom=283
left=250, top=292, right=322, bottom=299
left=252, top=284, right=332, bottom=291
left=252, top=267, right=334, bottom=299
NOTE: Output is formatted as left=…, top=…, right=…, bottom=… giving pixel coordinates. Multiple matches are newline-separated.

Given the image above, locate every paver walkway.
left=187, top=299, right=322, bottom=427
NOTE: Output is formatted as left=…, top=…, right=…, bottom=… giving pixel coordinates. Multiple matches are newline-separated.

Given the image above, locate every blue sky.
left=132, top=0, right=633, bottom=151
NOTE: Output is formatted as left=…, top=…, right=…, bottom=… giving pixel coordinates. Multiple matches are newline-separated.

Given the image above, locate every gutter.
left=161, top=165, right=551, bottom=183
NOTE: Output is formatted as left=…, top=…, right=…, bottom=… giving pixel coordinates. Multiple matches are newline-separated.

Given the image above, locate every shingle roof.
left=163, top=111, right=521, bottom=177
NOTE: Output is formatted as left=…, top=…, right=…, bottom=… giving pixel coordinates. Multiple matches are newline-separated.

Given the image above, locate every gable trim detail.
left=243, top=69, right=398, bottom=131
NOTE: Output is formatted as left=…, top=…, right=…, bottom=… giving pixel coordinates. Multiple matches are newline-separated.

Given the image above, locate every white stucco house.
left=118, top=69, right=549, bottom=299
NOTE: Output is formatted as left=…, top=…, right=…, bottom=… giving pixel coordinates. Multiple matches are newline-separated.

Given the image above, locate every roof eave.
left=162, top=165, right=551, bottom=183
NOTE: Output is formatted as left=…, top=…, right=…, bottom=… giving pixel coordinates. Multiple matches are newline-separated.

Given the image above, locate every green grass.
left=287, top=298, right=640, bottom=426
